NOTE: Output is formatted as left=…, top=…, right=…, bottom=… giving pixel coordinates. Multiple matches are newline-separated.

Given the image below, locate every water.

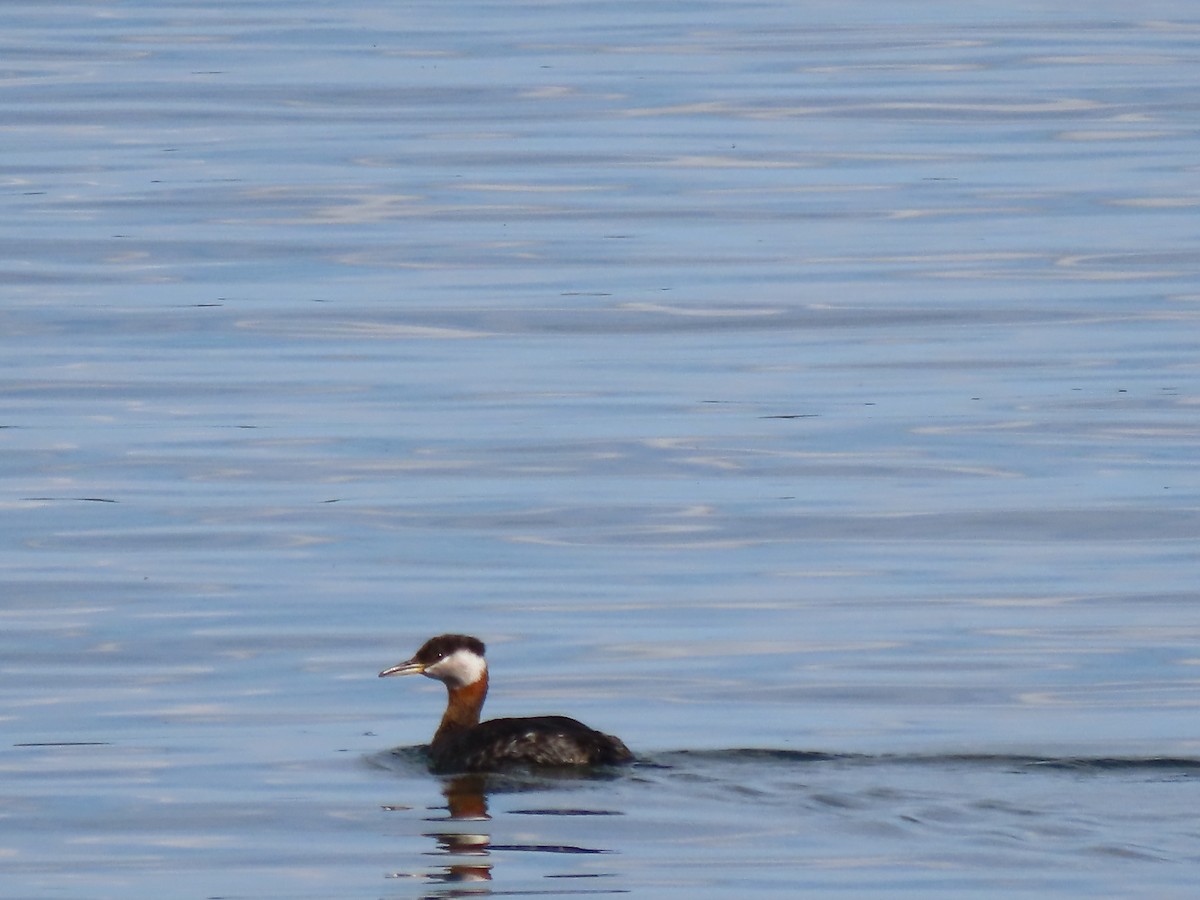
left=3, top=0, right=1200, bottom=896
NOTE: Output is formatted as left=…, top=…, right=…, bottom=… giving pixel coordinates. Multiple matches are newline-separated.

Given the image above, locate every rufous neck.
left=433, top=669, right=488, bottom=744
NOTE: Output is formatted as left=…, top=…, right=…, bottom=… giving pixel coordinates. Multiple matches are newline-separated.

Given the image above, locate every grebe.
left=378, top=634, right=633, bottom=773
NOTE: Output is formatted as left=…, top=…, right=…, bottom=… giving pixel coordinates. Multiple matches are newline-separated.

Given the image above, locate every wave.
left=648, top=748, right=1200, bottom=773
left=370, top=743, right=1200, bottom=779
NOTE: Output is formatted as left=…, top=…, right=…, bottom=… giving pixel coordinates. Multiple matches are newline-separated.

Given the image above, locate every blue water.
left=3, top=1, right=1200, bottom=896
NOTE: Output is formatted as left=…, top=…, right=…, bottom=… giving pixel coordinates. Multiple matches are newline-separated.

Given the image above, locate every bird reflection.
left=424, top=774, right=493, bottom=885
left=401, top=770, right=626, bottom=896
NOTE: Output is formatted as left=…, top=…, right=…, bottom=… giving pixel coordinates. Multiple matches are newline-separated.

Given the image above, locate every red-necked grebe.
left=379, top=634, right=633, bottom=773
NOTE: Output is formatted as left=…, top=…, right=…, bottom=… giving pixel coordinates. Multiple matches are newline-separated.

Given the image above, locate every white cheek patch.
left=425, top=648, right=486, bottom=687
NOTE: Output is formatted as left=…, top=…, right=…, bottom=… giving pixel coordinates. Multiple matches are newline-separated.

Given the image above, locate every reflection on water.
left=372, top=752, right=629, bottom=893
left=369, top=747, right=1200, bottom=896
left=425, top=776, right=494, bottom=887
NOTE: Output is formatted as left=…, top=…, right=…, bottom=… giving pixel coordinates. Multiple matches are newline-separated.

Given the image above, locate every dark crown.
left=415, top=633, right=486, bottom=664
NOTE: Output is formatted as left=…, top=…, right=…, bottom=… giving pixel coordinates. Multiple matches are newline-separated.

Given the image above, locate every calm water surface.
left=3, top=1, right=1200, bottom=897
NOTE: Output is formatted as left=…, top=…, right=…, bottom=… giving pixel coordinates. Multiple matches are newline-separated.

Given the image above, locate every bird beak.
left=379, top=658, right=425, bottom=678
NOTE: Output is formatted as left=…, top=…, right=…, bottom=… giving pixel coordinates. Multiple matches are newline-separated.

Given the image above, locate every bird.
left=378, top=633, right=633, bottom=773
